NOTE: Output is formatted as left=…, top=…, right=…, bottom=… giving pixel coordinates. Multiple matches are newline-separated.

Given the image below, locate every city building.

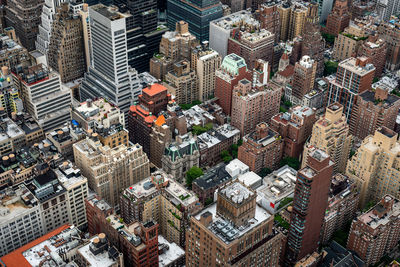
left=321, top=173, right=359, bottom=244
left=324, top=0, right=350, bottom=36
left=317, top=0, right=334, bottom=23
left=301, top=17, right=325, bottom=77
left=278, top=2, right=291, bottom=41
left=13, top=113, right=45, bottom=146
left=128, top=83, right=171, bottom=156
left=347, top=195, right=400, bottom=266
left=197, top=124, right=240, bottom=167
left=162, top=133, right=200, bottom=183
left=302, top=78, right=328, bottom=113
left=378, top=18, right=400, bottom=71
left=149, top=119, right=171, bottom=168
left=376, top=0, right=400, bottom=21
left=0, top=67, right=23, bottom=117
left=271, top=106, right=316, bottom=159
left=284, top=149, right=334, bottom=265
left=257, top=165, right=297, bottom=214
left=333, top=22, right=369, bottom=61
left=4, top=0, right=44, bottom=51
left=238, top=122, right=283, bottom=174
left=120, top=170, right=202, bottom=247
left=46, top=126, right=83, bottom=160
left=290, top=56, right=317, bottom=105
left=303, top=103, right=352, bottom=174
left=192, top=45, right=221, bottom=101
left=186, top=181, right=284, bottom=266
left=358, top=35, right=387, bottom=78
left=13, top=64, right=72, bottom=132
left=164, top=60, right=198, bottom=105
left=231, top=78, right=281, bottom=136
left=85, top=195, right=159, bottom=267
left=350, top=87, right=400, bottom=141
left=47, top=3, right=86, bottom=83
left=215, top=53, right=252, bottom=115
left=346, top=127, right=400, bottom=208
left=227, top=28, right=274, bottom=70
left=0, top=32, right=31, bottom=73
left=326, top=57, right=375, bottom=121
left=0, top=117, right=25, bottom=155
left=256, top=2, right=281, bottom=43
left=73, top=137, right=150, bottom=208
left=167, top=0, right=223, bottom=41
left=288, top=3, right=308, bottom=41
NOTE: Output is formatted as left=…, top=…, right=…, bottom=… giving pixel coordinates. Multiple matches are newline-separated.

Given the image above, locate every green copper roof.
left=221, top=53, right=247, bottom=76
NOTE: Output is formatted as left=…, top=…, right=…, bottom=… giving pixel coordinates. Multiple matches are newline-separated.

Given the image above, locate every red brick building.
left=238, top=122, right=283, bottom=173
left=378, top=18, right=400, bottom=71
left=255, top=2, right=281, bottom=43
left=350, top=87, right=400, bottom=140
left=270, top=106, right=316, bottom=159
left=324, top=0, right=350, bottom=36
left=358, top=35, right=387, bottom=78
left=215, top=53, right=252, bottom=115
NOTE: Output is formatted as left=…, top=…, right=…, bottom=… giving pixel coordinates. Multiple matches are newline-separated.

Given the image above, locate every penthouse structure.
left=120, top=170, right=202, bottom=247
left=186, top=181, right=284, bottom=266
left=197, top=124, right=240, bottom=167
left=73, top=137, right=149, bottom=208
left=271, top=106, right=316, bottom=159
left=347, top=195, right=400, bottom=266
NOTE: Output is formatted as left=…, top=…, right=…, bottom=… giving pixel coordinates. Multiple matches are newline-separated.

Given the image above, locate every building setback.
left=324, top=0, right=350, bottom=36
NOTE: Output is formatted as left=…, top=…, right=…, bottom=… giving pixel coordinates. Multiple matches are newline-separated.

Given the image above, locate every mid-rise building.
left=347, top=195, right=400, bottom=266
left=5, top=0, right=44, bottom=50
left=256, top=2, right=281, bottom=43
left=290, top=56, right=317, bottom=105
left=303, top=103, right=352, bottom=174
left=167, top=0, right=223, bottom=41
left=321, top=173, right=359, bottom=244
left=73, top=137, right=149, bottom=208
left=358, top=35, right=387, bottom=78
left=326, top=57, right=375, bottom=121
left=333, top=22, right=369, bottom=61
left=324, top=0, right=350, bottom=36
left=346, top=127, right=400, bottom=208
left=186, top=181, right=284, bottom=266
left=238, top=122, right=283, bottom=173
left=231, top=78, right=281, bottom=136
left=120, top=170, right=202, bottom=248
left=0, top=32, right=31, bottom=72
left=47, top=3, right=86, bottom=83
left=284, top=149, right=334, bottom=265
left=271, top=106, right=316, bottom=159
left=301, top=18, right=325, bottom=77
left=0, top=67, right=23, bottom=117
left=0, top=117, right=25, bottom=155
left=350, top=87, right=400, bottom=141
left=376, top=0, right=400, bottom=21
left=378, top=18, right=400, bottom=71
left=215, top=53, right=252, bottom=115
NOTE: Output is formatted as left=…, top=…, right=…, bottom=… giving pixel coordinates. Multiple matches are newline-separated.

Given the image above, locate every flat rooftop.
left=220, top=182, right=254, bottom=204
left=77, top=236, right=119, bottom=267
left=0, top=118, right=25, bottom=143
left=359, top=196, right=400, bottom=229
left=339, top=57, right=375, bottom=76
left=193, top=163, right=232, bottom=190
left=158, top=235, right=185, bottom=267
left=257, top=165, right=297, bottom=201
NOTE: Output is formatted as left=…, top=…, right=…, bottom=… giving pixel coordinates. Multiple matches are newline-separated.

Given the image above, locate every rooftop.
left=220, top=182, right=254, bottom=204
left=0, top=118, right=25, bottom=143
left=211, top=10, right=259, bottom=30
left=158, top=235, right=185, bottom=267
left=359, top=195, right=400, bottom=229
left=142, top=83, right=167, bottom=97
left=197, top=124, right=240, bottom=150
left=193, top=163, right=232, bottom=190
left=91, top=4, right=129, bottom=20
left=339, top=57, right=375, bottom=76
left=77, top=236, right=121, bottom=267
left=360, top=90, right=400, bottom=106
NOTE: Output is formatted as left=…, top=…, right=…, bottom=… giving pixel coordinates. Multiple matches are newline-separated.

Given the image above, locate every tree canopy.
left=186, top=166, right=203, bottom=188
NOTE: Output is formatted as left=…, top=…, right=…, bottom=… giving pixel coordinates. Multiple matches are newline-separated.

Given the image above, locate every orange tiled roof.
left=142, top=83, right=167, bottom=97
left=0, top=225, right=71, bottom=267
left=154, top=115, right=166, bottom=126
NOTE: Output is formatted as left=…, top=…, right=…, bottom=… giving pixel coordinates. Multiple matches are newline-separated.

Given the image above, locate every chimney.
left=255, top=122, right=269, bottom=139
left=2, top=66, right=9, bottom=76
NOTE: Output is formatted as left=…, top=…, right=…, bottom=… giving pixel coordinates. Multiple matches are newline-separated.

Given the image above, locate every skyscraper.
left=167, top=0, right=223, bottom=41
left=290, top=56, right=317, bottom=105
left=324, top=0, right=350, bottom=36
left=284, top=149, right=334, bottom=265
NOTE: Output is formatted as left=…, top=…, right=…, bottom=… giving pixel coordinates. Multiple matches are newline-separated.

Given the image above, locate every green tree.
left=221, top=150, right=230, bottom=158
left=222, top=155, right=233, bottom=163
left=186, top=166, right=203, bottom=188
left=280, top=157, right=301, bottom=170
left=321, top=32, right=336, bottom=45
left=205, top=197, right=213, bottom=206
left=324, top=61, right=339, bottom=76
left=259, top=168, right=272, bottom=177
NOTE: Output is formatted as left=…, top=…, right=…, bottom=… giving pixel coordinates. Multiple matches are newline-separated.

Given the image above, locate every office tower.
left=288, top=3, right=307, bottom=41
left=376, top=0, right=400, bottom=21
left=327, top=57, right=375, bottom=121
left=284, top=149, right=334, bottom=265
left=358, top=35, right=387, bottom=78
left=321, top=173, right=359, bottom=244
left=128, top=83, right=171, bottom=156
left=303, top=103, right=352, bottom=174
left=36, top=0, right=68, bottom=55
left=80, top=4, right=139, bottom=113
left=278, top=2, right=291, bottom=41
left=231, top=78, right=281, bottom=136
left=162, top=133, right=200, bottom=183
left=79, top=4, right=91, bottom=71
left=164, top=60, right=198, bottom=105
left=378, top=18, right=400, bottom=71
left=215, top=53, right=251, bottom=115
left=256, top=2, right=281, bottom=43
left=290, top=56, right=317, bottom=105
left=192, top=45, right=221, bottom=101
left=227, top=28, right=274, bottom=70
left=333, top=22, right=369, bottom=61
left=347, top=195, right=400, bottom=266
left=73, top=137, right=150, bottom=208
left=167, top=0, right=223, bottom=42
left=47, top=3, right=86, bottom=83
left=346, top=127, right=400, bottom=208
left=324, top=0, right=350, bottom=36
left=270, top=106, right=316, bottom=159
left=317, top=0, right=334, bottom=23
left=5, top=0, right=44, bottom=51
left=150, top=21, right=198, bottom=80
left=238, top=122, right=283, bottom=173
left=12, top=64, right=72, bottom=132
left=85, top=196, right=159, bottom=267
left=186, top=181, right=284, bottom=266
left=209, top=10, right=258, bottom=58
left=350, top=87, right=400, bottom=141
left=120, top=170, right=202, bottom=247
